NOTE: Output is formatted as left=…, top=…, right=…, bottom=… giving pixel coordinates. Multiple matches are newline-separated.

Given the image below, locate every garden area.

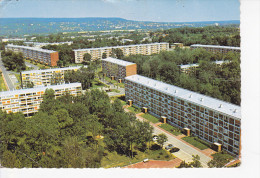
left=127, top=105, right=141, bottom=114
left=159, top=123, right=182, bottom=136
left=182, top=136, right=211, bottom=150
left=90, top=78, right=109, bottom=89
left=101, top=143, right=175, bottom=168
left=142, top=113, right=160, bottom=123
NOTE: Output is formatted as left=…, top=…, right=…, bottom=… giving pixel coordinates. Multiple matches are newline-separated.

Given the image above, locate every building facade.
left=0, top=83, right=82, bottom=116
left=74, top=42, right=169, bottom=63
left=21, top=66, right=83, bottom=88
left=24, top=41, right=73, bottom=48
left=101, top=57, right=137, bottom=82
left=190, top=44, right=241, bottom=54
left=125, top=75, right=241, bottom=156
left=5, top=44, right=59, bottom=66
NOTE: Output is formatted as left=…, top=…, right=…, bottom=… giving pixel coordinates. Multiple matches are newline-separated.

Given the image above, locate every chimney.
left=200, top=98, right=204, bottom=102
left=219, top=104, right=222, bottom=108
left=189, top=94, right=192, bottom=98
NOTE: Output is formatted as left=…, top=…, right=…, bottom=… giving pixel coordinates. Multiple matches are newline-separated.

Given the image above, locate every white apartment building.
left=73, top=42, right=169, bottom=63
left=21, top=66, right=84, bottom=88
left=0, top=83, right=82, bottom=116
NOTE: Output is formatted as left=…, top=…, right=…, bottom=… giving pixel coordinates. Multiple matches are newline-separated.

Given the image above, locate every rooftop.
left=73, top=42, right=169, bottom=52
left=190, top=44, right=241, bottom=50
left=125, top=75, right=241, bottom=120
left=21, top=66, right=86, bottom=74
left=101, top=57, right=136, bottom=67
left=0, top=83, right=82, bottom=97
left=6, top=44, right=57, bottom=53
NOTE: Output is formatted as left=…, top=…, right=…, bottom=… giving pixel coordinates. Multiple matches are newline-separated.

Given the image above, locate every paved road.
left=0, top=52, right=16, bottom=90
left=136, top=116, right=211, bottom=168
left=25, top=61, right=39, bottom=70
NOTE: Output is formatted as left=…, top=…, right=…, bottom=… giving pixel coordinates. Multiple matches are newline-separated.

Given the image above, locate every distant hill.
left=0, top=17, right=240, bottom=36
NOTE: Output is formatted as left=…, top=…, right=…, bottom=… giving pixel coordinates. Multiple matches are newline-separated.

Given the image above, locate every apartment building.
left=5, top=44, right=59, bottom=66
left=101, top=57, right=137, bottom=82
left=21, top=66, right=84, bottom=88
left=24, top=41, right=73, bottom=48
left=73, top=42, right=169, bottom=63
left=125, top=75, right=241, bottom=156
left=0, top=83, right=82, bottom=116
left=179, top=61, right=230, bottom=73
left=190, top=44, right=241, bottom=54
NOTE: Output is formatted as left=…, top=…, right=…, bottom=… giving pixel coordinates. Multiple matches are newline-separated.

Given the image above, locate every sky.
left=0, top=0, right=240, bottom=22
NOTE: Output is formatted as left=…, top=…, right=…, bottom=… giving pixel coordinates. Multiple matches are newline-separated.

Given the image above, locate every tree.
left=157, top=133, right=168, bottom=148
left=102, top=52, right=107, bottom=59
left=110, top=48, right=124, bottom=59
left=83, top=53, right=92, bottom=64
left=190, top=155, right=202, bottom=168
left=2, top=151, right=21, bottom=168
left=207, top=151, right=234, bottom=168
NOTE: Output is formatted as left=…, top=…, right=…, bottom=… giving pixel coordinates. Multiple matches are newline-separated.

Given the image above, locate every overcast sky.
left=0, top=0, right=240, bottom=22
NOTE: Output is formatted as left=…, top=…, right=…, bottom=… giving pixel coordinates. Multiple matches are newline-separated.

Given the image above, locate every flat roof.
left=101, top=57, right=135, bottom=67
left=73, top=42, right=169, bottom=52
left=125, top=75, right=241, bottom=120
left=180, top=64, right=199, bottom=69
left=0, top=83, right=82, bottom=97
left=6, top=44, right=57, bottom=53
left=21, top=66, right=86, bottom=74
left=190, top=44, right=240, bottom=50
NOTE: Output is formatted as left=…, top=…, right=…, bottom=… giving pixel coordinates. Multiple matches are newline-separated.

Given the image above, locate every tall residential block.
left=5, top=44, right=59, bottom=66
left=190, top=44, right=241, bottom=54
left=0, top=83, right=82, bottom=116
left=73, top=42, right=169, bottom=63
left=21, top=66, right=84, bottom=88
left=125, top=75, right=241, bottom=156
left=101, top=57, right=137, bottom=82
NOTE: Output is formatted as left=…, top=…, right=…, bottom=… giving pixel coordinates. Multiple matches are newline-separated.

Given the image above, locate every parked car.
left=153, top=135, right=158, bottom=142
left=165, top=144, right=174, bottom=150
left=169, top=147, right=180, bottom=153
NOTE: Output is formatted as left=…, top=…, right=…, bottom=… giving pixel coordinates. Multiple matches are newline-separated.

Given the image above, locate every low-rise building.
left=101, top=57, right=137, bottom=82
left=24, top=41, right=73, bottom=48
left=5, top=44, right=59, bottom=66
left=21, top=66, right=84, bottom=88
left=125, top=75, right=241, bottom=156
left=74, top=42, right=169, bottom=63
left=190, top=44, right=240, bottom=54
left=179, top=61, right=230, bottom=73
left=0, top=83, right=82, bottom=116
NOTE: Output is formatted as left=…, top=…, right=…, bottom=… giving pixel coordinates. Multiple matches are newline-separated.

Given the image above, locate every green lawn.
left=25, top=59, right=50, bottom=69
left=0, top=74, right=7, bottom=91
left=110, top=95, right=127, bottom=105
left=110, top=89, right=120, bottom=93
left=142, top=113, right=160, bottom=123
left=127, top=105, right=141, bottom=113
left=90, top=79, right=109, bottom=89
left=101, top=143, right=175, bottom=168
left=159, top=123, right=182, bottom=136
left=181, top=136, right=210, bottom=150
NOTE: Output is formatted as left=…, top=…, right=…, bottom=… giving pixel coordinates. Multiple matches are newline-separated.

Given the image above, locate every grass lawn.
left=25, top=59, right=50, bottom=69
left=142, top=113, right=160, bottom=123
left=115, top=82, right=125, bottom=88
left=0, top=74, right=7, bottom=91
left=90, top=79, right=109, bottom=89
left=110, top=95, right=127, bottom=105
left=159, top=123, right=182, bottom=136
left=181, top=136, right=210, bottom=150
left=127, top=105, right=141, bottom=114
left=110, top=89, right=120, bottom=93
left=101, top=143, right=175, bottom=168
